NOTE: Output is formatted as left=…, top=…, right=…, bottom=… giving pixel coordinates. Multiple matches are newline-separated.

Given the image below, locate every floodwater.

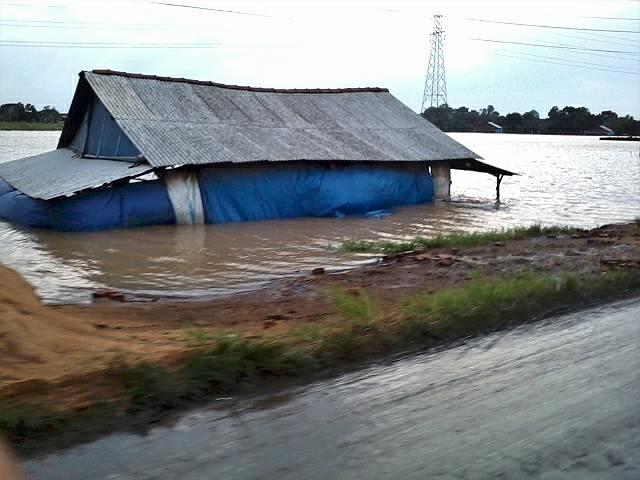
left=1, top=131, right=639, bottom=303
left=25, top=297, right=640, bottom=479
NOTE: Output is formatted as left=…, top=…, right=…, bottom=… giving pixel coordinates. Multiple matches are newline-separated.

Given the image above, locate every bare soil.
left=1, top=221, right=639, bottom=410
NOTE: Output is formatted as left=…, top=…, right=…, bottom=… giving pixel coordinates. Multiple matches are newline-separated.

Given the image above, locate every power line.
left=0, top=21, right=185, bottom=30
left=149, top=1, right=272, bottom=17
left=578, top=16, right=640, bottom=21
left=553, top=32, right=640, bottom=48
left=471, top=38, right=640, bottom=55
left=0, top=39, right=218, bottom=46
left=0, top=18, right=135, bottom=25
left=494, top=48, right=639, bottom=70
left=562, top=29, right=640, bottom=42
left=0, top=21, right=200, bottom=31
left=0, top=42, right=218, bottom=49
left=0, top=18, right=178, bottom=27
left=0, top=40, right=290, bottom=49
left=467, top=18, right=640, bottom=34
left=493, top=53, right=640, bottom=74
left=516, top=36, right=640, bottom=61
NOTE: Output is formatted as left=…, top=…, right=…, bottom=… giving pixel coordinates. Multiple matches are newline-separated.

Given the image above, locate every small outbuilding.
left=487, top=121, right=503, bottom=133
left=583, top=125, right=614, bottom=136
left=0, top=70, right=514, bottom=231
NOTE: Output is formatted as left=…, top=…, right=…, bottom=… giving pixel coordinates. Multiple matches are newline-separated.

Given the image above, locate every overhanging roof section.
left=60, top=70, right=484, bottom=168
left=448, top=158, right=516, bottom=177
left=0, top=148, right=153, bottom=200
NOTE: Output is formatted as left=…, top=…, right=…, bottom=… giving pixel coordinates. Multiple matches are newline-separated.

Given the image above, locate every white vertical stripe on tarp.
left=164, top=170, right=204, bottom=224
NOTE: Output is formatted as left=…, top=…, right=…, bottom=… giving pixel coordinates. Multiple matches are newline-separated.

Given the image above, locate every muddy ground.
left=1, top=221, right=639, bottom=410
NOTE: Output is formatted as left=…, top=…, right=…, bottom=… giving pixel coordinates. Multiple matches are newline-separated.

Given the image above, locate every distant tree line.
left=422, top=104, right=640, bottom=135
left=0, top=102, right=63, bottom=124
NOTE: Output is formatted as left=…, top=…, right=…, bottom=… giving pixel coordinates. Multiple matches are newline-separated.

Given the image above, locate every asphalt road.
left=26, top=298, right=640, bottom=480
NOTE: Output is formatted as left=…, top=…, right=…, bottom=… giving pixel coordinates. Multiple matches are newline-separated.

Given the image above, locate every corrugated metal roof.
left=81, top=70, right=483, bottom=168
left=0, top=148, right=153, bottom=200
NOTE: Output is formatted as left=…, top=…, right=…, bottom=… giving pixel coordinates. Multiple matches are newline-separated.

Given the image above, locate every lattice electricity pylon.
left=420, top=14, right=447, bottom=113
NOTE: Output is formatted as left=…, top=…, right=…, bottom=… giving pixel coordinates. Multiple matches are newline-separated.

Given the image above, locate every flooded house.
left=0, top=70, right=514, bottom=231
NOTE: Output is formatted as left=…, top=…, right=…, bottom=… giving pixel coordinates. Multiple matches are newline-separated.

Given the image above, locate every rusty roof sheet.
left=0, top=148, right=153, bottom=200
left=79, top=70, right=483, bottom=168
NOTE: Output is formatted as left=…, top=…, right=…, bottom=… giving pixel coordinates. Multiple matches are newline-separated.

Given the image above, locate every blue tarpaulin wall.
left=199, top=163, right=433, bottom=224
left=68, top=96, right=140, bottom=158
left=0, top=177, right=175, bottom=231
left=0, top=163, right=433, bottom=231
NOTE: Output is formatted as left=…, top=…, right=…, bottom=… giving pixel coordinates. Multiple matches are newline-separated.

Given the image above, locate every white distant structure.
left=584, top=125, right=615, bottom=136
left=487, top=122, right=503, bottom=133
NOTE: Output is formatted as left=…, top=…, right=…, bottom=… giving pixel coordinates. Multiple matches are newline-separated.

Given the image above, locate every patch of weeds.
left=404, top=273, right=576, bottom=338
left=182, top=333, right=305, bottom=392
left=316, top=288, right=385, bottom=358
left=314, top=327, right=370, bottom=359
left=186, top=327, right=214, bottom=347
left=402, top=270, right=640, bottom=340
left=0, top=402, right=68, bottom=443
left=343, top=224, right=577, bottom=254
left=292, top=323, right=327, bottom=344
left=326, top=287, right=381, bottom=327
left=341, top=239, right=417, bottom=255
left=591, top=269, right=640, bottom=296
left=107, top=359, right=183, bottom=413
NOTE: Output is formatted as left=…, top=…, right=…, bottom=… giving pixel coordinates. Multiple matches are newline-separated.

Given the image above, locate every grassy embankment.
left=342, top=224, right=577, bottom=254
left=2, top=224, right=640, bottom=448
left=0, top=122, right=63, bottom=131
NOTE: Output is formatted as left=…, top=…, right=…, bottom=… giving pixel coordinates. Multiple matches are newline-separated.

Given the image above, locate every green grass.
left=0, top=121, right=63, bottom=131
left=342, top=224, right=577, bottom=255
left=108, top=333, right=308, bottom=413
left=181, top=333, right=305, bottom=394
left=402, top=270, right=640, bottom=339
left=0, top=402, right=68, bottom=443
left=326, top=287, right=381, bottom=326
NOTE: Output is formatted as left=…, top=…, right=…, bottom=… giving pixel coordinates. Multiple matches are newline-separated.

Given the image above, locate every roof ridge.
left=85, top=70, right=389, bottom=94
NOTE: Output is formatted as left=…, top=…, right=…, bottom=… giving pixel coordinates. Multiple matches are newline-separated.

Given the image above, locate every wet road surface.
left=26, top=298, right=640, bottom=479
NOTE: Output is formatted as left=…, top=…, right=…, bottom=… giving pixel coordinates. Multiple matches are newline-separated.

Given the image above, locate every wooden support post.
left=432, top=162, right=451, bottom=202
left=496, top=174, right=504, bottom=203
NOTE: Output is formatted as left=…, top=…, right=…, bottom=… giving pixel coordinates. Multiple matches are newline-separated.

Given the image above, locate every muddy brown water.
left=1, top=131, right=639, bottom=303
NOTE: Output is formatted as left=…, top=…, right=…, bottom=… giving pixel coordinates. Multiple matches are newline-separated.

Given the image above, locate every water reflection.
left=1, top=131, right=638, bottom=303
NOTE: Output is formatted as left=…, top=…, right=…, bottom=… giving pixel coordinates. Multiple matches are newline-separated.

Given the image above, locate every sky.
left=0, top=0, right=639, bottom=117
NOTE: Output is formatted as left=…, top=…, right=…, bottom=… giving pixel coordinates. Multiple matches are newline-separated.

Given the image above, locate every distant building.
left=487, top=121, right=503, bottom=133
left=476, top=121, right=503, bottom=133
left=584, top=125, right=615, bottom=136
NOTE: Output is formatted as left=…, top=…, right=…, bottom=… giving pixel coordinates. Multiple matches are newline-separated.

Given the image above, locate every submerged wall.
left=0, top=177, right=175, bottom=231
left=198, top=163, right=433, bottom=224
left=0, top=163, right=434, bottom=231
